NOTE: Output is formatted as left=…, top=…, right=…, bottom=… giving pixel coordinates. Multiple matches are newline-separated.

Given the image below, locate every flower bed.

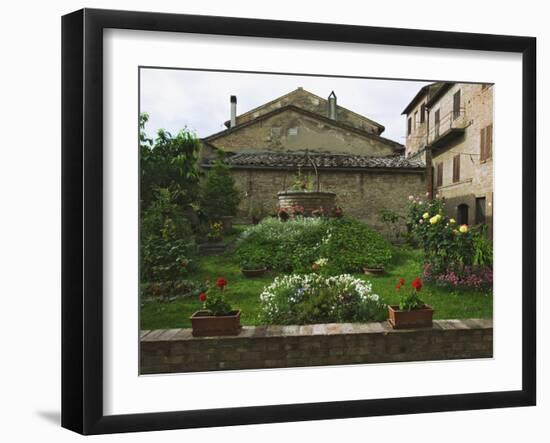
left=259, top=274, right=386, bottom=325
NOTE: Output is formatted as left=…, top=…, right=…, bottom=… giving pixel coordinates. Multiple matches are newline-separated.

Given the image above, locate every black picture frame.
left=61, top=8, right=536, bottom=435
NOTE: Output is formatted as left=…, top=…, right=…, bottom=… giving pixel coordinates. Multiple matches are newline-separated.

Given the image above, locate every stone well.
left=277, top=190, right=336, bottom=214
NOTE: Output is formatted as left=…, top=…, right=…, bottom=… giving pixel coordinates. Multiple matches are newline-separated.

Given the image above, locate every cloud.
left=140, top=68, right=431, bottom=143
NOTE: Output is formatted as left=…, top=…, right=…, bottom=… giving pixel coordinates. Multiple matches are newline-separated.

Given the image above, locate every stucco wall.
left=429, top=84, right=494, bottom=231
left=234, top=87, right=383, bottom=134
left=404, top=83, right=493, bottom=233
left=229, top=167, right=425, bottom=235
left=210, top=108, right=396, bottom=156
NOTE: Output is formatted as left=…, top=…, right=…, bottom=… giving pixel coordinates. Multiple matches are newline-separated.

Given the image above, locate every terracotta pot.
left=190, top=310, right=242, bottom=337
left=241, top=268, right=267, bottom=278
left=363, top=266, right=385, bottom=276
left=388, top=304, right=434, bottom=329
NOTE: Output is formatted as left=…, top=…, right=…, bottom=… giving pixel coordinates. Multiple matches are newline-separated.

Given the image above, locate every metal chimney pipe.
left=230, top=95, right=237, bottom=128
left=328, top=91, right=337, bottom=120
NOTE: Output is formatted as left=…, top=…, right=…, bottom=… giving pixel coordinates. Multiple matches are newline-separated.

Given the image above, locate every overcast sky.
left=140, top=68, right=431, bottom=144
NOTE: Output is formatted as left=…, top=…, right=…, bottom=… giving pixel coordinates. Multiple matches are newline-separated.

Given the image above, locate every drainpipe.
left=425, top=106, right=434, bottom=200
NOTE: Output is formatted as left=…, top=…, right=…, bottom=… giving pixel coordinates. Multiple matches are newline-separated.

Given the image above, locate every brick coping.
left=140, top=319, right=492, bottom=342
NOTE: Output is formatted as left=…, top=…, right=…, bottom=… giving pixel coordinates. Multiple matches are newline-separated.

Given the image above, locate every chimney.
left=230, top=95, right=237, bottom=128
left=328, top=91, right=337, bottom=120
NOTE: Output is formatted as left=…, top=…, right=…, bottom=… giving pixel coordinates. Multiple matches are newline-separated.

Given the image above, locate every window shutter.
left=436, top=162, right=443, bottom=187
left=486, top=123, right=493, bottom=160
left=453, top=155, right=460, bottom=183
left=480, top=127, right=486, bottom=161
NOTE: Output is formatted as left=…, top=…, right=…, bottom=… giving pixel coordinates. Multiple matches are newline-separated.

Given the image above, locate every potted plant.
left=363, top=265, right=385, bottom=275
left=240, top=258, right=267, bottom=278
left=190, top=277, right=241, bottom=336
left=388, top=277, right=434, bottom=329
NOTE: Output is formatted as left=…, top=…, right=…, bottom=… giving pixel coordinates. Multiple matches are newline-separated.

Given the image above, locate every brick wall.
left=140, top=319, right=493, bottom=374
left=231, top=168, right=425, bottom=235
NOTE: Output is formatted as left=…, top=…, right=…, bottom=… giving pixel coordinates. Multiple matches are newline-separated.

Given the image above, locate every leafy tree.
left=199, top=152, right=241, bottom=221
left=140, top=113, right=201, bottom=211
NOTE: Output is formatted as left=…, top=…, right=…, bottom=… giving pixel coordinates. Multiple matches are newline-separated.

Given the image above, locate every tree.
left=199, top=152, right=241, bottom=221
left=139, top=113, right=202, bottom=211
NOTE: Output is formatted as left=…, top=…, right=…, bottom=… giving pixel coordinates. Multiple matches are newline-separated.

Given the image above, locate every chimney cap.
left=230, top=95, right=237, bottom=103
left=328, top=91, right=336, bottom=99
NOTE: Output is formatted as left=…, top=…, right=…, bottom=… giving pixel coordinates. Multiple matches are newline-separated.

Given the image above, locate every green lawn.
left=140, top=234, right=492, bottom=330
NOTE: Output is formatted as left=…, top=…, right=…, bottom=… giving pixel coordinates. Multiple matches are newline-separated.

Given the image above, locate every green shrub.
left=259, top=274, right=387, bottom=325
left=236, top=217, right=327, bottom=272
left=199, top=154, right=241, bottom=221
left=407, top=196, right=492, bottom=275
left=319, top=217, right=392, bottom=273
left=236, top=216, right=392, bottom=274
left=140, top=188, right=195, bottom=283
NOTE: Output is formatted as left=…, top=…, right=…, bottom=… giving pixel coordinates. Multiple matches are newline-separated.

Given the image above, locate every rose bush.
left=407, top=195, right=493, bottom=289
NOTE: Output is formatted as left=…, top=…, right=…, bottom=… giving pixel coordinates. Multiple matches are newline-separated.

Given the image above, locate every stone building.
left=200, top=87, right=426, bottom=233
left=402, top=82, right=494, bottom=235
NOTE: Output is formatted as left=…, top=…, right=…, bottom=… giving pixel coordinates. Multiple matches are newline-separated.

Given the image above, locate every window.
left=287, top=127, right=298, bottom=136
left=413, top=111, right=418, bottom=131
left=452, top=154, right=460, bottom=183
left=476, top=197, right=487, bottom=225
left=420, top=104, right=426, bottom=123
left=480, top=123, right=493, bottom=161
left=436, top=162, right=443, bottom=187
left=407, top=117, right=412, bottom=135
left=434, top=109, right=440, bottom=137
left=453, top=90, right=461, bottom=120
left=457, top=204, right=469, bottom=225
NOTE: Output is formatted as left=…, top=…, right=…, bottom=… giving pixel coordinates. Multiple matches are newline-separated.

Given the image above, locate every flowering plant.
left=259, top=273, right=386, bottom=324
left=406, top=195, right=491, bottom=275
left=277, top=207, right=290, bottom=222
left=290, top=204, right=305, bottom=217
left=207, top=222, right=223, bottom=242
left=200, top=277, right=233, bottom=315
left=396, top=277, right=426, bottom=311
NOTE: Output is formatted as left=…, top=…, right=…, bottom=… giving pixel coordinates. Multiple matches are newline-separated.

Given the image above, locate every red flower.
left=396, top=283, right=402, bottom=290
left=411, top=277, right=422, bottom=292
left=199, top=292, right=207, bottom=302
left=399, top=278, right=405, bottom=285
left=216, top=277, right=228, bottom=289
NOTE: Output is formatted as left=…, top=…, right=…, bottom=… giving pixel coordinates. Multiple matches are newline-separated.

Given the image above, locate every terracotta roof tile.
left=204, top=151, right=425, bottom=170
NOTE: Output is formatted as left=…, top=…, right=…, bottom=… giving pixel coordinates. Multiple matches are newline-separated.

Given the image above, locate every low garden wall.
left=140, top=319, right=492, bottom=374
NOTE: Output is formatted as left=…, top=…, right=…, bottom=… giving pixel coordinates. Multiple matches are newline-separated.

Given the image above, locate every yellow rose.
left=449, top=218, right=456, bottom=224
left=459, top=224, right=469, bottom=233
left=429, top=214, right=441, bottom=225
left=422, top=212, right=430, bottom=219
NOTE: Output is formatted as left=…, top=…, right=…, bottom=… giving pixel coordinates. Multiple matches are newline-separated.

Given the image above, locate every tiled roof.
left=204, top=151, right=425, bottom=170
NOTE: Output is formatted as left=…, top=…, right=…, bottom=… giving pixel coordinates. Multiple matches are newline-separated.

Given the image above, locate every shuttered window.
left=453, top=155, right=460, bottom=183
left=436, top=162, right=443, bottom=187
left=420, top=104, right=426, bottom=123
left=453, top=90, right=461, bottom=120
left=480, top=124, right=493, bottom=162
left=407, top=117, right=412, bottom=135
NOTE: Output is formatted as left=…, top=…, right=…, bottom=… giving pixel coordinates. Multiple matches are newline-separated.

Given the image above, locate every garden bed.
left=140, top=246, right=493, bottom=330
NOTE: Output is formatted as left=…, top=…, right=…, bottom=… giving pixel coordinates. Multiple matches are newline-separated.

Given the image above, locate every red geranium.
left=396, top=283, right=402, bottom=290
left=199, top=292, right=207, bottom=302
left=216, top=277, right=228, bottom=289
left=399, top=278, right=405, bottom=285
left=411, top=277, right=422, bottom=292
